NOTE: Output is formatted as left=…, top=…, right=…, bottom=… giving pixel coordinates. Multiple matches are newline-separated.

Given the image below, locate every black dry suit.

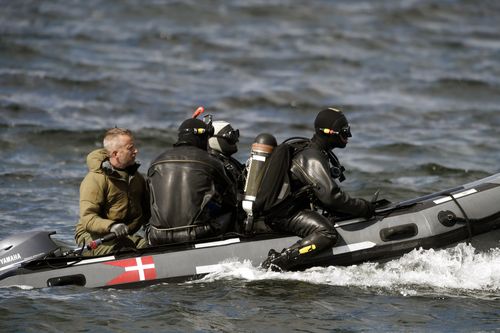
left=146, top=143, right=237, bottom=246
left=260, top=136, right=373, bottom=271
left=291, top=136, right=373, bottom=218
left=208, top=148, right=245, bottom=193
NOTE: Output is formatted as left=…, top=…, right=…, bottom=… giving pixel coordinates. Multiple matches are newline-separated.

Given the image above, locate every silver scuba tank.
left=242, top=133, right=277, bottom=233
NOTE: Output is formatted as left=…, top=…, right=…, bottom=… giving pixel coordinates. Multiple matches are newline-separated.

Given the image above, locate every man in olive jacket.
left=75, top=128, right=150, bottom=255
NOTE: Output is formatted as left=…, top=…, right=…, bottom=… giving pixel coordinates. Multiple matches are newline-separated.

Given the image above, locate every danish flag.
left=104, top=256, right=157, bottom=286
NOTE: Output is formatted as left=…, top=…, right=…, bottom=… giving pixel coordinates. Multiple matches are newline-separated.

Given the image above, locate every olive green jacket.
left=75, top=149, right=150, bottom=242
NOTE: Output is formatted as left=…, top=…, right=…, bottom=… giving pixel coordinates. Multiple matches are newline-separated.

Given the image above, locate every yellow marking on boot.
left=299, top=244, right=316, bottom=255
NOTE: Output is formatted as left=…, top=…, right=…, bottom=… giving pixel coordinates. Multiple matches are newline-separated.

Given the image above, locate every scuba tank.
left=242, top=133, right=277, bottom=234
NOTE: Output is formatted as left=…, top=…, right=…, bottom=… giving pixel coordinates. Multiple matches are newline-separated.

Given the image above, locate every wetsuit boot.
left=261, top=210, right=338, bottom=271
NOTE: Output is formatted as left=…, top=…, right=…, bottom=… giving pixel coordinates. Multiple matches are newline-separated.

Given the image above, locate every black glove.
left=366, top=200, right=376, bottom=218
left=373, top=199, right=392, bottom=209
left=110, top=223, right=129, bottom=238
left=370, top=190, right=392, bottom=216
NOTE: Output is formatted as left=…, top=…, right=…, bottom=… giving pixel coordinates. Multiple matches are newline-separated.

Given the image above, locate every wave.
left=0, top=39, right=39, bottom=57
left=0, top=171, right=35, bottom=181
left=415, top=77, right=500, bottom=99
left=0, top=68, right=112, bottom=89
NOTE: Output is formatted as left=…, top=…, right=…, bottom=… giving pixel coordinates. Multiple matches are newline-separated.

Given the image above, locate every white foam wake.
left=197, top=243, right=500, bottom=297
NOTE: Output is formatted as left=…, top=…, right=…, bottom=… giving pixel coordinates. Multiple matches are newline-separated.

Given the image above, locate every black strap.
left=326, top=150, right=346, bottom=182
left=445, top=193, right=473, bottom=243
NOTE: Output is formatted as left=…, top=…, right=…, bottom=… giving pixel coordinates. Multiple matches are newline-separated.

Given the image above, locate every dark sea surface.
left=1, top=0, right=500, bottom=332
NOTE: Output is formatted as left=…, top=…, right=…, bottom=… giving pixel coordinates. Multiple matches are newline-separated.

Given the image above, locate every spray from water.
left=197, top=243, right=500, bottom=298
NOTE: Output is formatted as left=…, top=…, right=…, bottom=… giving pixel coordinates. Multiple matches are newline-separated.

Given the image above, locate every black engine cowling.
left=0, top=231, right=61, bottom=273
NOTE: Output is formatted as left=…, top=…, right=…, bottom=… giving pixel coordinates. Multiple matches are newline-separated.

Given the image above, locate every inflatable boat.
left=1, top=173, right=500, bottom=289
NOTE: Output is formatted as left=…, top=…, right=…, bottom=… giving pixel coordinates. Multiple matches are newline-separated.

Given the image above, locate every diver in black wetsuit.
left=261, top=108, right=375, bottom=271
left=146, top=117, right=237, bottom=245
left=208, top=120, right=246, bottom=230
left=208, top=120, right=245, bottom=193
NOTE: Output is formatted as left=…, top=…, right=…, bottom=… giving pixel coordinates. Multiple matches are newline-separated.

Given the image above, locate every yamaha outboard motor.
left=242, top=133, right=277, bottom=233
left=0, top=231, right=62, bottom=277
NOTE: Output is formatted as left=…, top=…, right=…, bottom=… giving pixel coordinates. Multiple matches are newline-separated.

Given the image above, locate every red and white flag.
left=104, top=256, right=157, bottom=286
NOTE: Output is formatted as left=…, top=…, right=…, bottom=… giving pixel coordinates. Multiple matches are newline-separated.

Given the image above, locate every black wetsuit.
left=263, top=137, right=373, bottom=270
left=208, top=149, right=245, bottom=192
left=208, top=149, right=246, bottom=229
left=146, top=144, right=237, bottom=245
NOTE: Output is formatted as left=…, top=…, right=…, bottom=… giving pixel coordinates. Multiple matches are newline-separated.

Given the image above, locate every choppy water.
left=1, top=0, right=500, bottom=332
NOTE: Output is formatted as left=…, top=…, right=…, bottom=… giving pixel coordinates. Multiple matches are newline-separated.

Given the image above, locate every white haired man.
left=75, top=128, right=150, bottom=255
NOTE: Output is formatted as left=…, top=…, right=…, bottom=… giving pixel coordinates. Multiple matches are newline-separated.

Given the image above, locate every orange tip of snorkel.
left=192, top=106, right=205, bottom=119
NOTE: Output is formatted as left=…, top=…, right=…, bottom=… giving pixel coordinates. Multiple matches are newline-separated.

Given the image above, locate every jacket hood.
left=86, top=148, right=140, bottom=175
left=86, top=149, right=109, bottom=173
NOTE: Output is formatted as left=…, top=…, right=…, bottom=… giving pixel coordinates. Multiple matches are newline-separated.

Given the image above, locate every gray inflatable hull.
left=1, top=173, right=500, bottom=289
